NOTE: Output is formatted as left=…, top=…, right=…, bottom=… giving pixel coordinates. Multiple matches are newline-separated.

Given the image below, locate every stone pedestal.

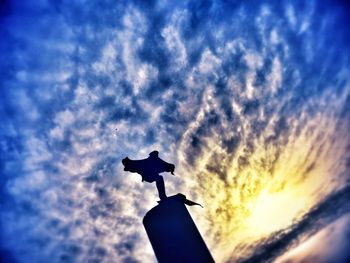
left=143, top=195, right=215, bottom=263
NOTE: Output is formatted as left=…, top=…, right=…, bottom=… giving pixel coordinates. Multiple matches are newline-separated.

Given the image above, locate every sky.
left=1, top=0, right=350, bottom=262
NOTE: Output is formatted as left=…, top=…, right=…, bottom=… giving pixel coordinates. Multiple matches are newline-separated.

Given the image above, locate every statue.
left=121, top=150, right=214, bottom=262
left=122, top=151, right=175, bottom=200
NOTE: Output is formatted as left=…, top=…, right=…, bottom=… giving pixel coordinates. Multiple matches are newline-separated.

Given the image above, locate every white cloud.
left=162, top=25, right=187, bottom=69
left=268, top=56, right=282, bottom=94
left=286, top=4, right=297, bottom=29
left=2, top=1, right=350, bottom=263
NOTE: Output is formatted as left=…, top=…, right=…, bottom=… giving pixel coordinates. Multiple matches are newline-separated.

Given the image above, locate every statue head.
left=149, top=151, right=159, bottom=158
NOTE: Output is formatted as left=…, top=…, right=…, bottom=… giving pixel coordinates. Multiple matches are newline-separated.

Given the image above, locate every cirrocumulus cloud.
left=1, top=0, right=350, bottom=262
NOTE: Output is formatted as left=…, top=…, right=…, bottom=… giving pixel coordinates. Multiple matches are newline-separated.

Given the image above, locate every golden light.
left=178, top=92, right=350, bottom=262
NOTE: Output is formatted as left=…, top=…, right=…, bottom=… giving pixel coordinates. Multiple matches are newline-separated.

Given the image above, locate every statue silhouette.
left=121, top=151, right=214, bottom=262
left=122, top=151, right=175, bottom=200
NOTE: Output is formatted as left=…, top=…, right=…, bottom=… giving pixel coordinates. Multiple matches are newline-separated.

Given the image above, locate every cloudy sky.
left=1, top=0, right=350, bottom=262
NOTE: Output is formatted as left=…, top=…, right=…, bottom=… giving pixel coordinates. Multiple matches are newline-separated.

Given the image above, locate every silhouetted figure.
left=122, top=151, right=214, bottom=262
left=122, top=151, right=175, bottom=200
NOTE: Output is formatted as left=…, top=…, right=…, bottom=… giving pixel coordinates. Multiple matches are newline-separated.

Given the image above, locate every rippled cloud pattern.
left=1, top=0, right=350, bottom=262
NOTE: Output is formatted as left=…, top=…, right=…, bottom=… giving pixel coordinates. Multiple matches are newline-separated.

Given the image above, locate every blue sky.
left=1, top=0, right=350, bottom=262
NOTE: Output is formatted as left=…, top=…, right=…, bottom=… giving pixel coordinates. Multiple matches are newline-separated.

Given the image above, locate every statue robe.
left=122, top=155, right=175, bottom=183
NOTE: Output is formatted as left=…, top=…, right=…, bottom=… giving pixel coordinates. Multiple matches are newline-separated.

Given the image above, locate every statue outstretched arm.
left=157, top=158, right=175, bottom=175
